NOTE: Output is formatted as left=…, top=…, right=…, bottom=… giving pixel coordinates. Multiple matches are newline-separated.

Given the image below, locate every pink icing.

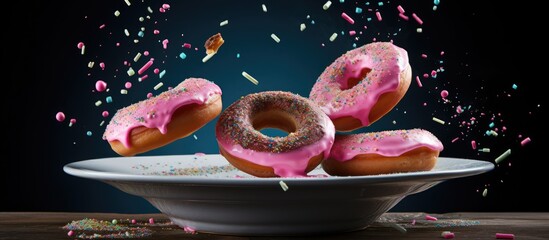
left=309, top=42, right=409, bottom=127
left=103, top=78, right=221, bottom=148
left=329, top=129, right=443, bottom=162
left=217, top=115, right=335, bottom=177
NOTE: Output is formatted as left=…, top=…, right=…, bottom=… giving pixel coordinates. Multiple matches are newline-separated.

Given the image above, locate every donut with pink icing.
left=322, top=129, right=443, bottom=176
left=103, top=78, right=222, bottom=156
left=309, top=42, right=412, bottom=132
left=215, top=91, right=335, bottom=177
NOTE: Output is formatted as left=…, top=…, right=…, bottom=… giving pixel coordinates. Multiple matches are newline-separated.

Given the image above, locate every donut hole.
left=252, top=109, right=297, bottom=137
left=342, top=68, right=371, bottom=90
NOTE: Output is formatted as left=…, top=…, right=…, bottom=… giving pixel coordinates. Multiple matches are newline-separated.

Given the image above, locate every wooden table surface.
left=1, top=212, right=548, bottom=239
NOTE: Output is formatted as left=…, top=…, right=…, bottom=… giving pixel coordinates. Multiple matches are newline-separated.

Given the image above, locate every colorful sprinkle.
left=520, top=137, right=531, bottom=146
left=279, top=180, right=289, bottom=191
left=271, top=33, right=281, bottom=43
left=494, top=149, right=511, bottom=164
left=242, top=71, right=259, bottom=85
left=56, top=112, right=66, bottom=122
left=496, top=233, right=515, bottom=239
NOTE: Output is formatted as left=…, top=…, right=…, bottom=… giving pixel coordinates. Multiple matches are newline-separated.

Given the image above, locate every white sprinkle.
left=220, top=20, right=229, bottom=26
left=193, top=134, right=198, bottom=140
left=147, top=6, right=153, bottom=13
left=262, top=4, right=267, bottom=12
left=124, top=29, right=130, bottom=36
left=416, top=28, right=423, bottom=33
left=323, top=1, right=332, bottom=10
left=127, top=67, right=135, bottom=76
left=120, top=89, right=128, bottom=94
left=139, top=16, right=144, bottom=22
left=114, top=10, right=121, bottom=17
left=202, top=53, right=216, bottom=63
left=154, top=82, right=163, bottom=90
left=482, top=188, right=488, bottom=197
left=329, top=33, right=338, bottom=42
left=279, top=180, right=289, bottom=191
left=133, top=52, right=142, bottom=62
left=300, top=23, right=306, bottom=31
left=432, top=117, right=445, bottom=125
left=95, top=100, right=102, bottom=106
left=495, top=149, right=511, bottom=164
left=478, top=148, right=491, bottom=153
left=88, top=61, right=95, bottom=68
left=81, top=45, right=85, bottom=55
left=271, top=33, right=281, bottom=43
left=242, top=71, right=259, bottom=85
left=133, top=39, right=139, bottom=43
left=124, top=0, right=131, bottom=6
left=100, top=120, right=105, bottom=126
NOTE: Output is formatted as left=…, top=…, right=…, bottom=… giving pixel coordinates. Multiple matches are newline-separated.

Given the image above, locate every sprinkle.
left=127, top=67, right=135, bottom=76
left=159, top=70, right=166, bottom=79
left=88, top=61, right=95, bottom=68
left=95, top=100, right=102, bottom=106
left=121, top=89, right=128, bottom=94
left=125, top=82, right=132, bottom=89
left=425, top=215, right=438, bottom=221
left=67, top=230, right=74, bottom=236
left=86, top=131, right=92, bottom=136
left=193, top=134, right=198, bottom=140
left=495, top=149, right=511, bottom=164
left=102, top=111, right=109, bottom=117
left=376, top=11, right=382, bottom=21
left=183, top=43, right=191, bottom=48
left=471, top=140, right=477, bottom=150
left=236, top=53, right=240, bottom=58
left=399, top=13, right=409, bottom=21
left=441, top=90, right=449, bottom=98
left=442, top=231, right=455, bottom=239
left=242, top=71, right=259, bottom=85
left=397, top=5, right=405, bottom=13
left=412, top=13, right=424, bottom=25
left=100, top=120, right=105, bottom=126
left=202, top=53, right=216, bottom=62
left=482, top=188, right=488, bottom=197
left=417, top=28, right=423, bottom=33
left=56, top=112, right=66, bottom=122
left=99, top=24, right=106, bottom=29
left=432, top=117, right=445, bottom=125
left=377, top=1, right=383, bottom=6
left=131, top=219, right=136, bottom=224
left=133, top=52, right=142, bottom=62
left=111, top=219, right=118, bottom=224
left=179, top=52, right=187, bottom=59
left=323, top=1, right=332, bottom=10
left=520, top=137, right=531, bottom=146
left=300, top=23, right=306, bottom=31
left=124, top=29, right=130, bottom=36
left=69, top=119, right=76, bottom=127
left=349, top=30, right=356, bottom=36
left=415, top=76, right=423, bottom=87
left=183, top=226, right=196, bottom=234
left=262, top=4, right=267, bottom=12
left=220, top=20, right=229, bottom=26
left=148, top=218, right=155, bottom=224
left=489, top=122, right=495, bottom=128
left=153, top=82, right=163, bottom=91
left=271, top=33, right=281, bottom=43
left=162, top=39, right=169, bottom=49
left=341, top=12, right=355, bottom=24
left=81, top=45, right=86, bottom=55
left=147, top=6, right=153, bottom=13
left=478, top=148, right=490, bottom=153
left=496, top=233, right=515, bottom=239
left=114, top=10, right=120, bottom=17
left=279, top=180, right=289, bottom=191
left=451, top=137, right=459, bottom=143
left=124, top=0, right=131, bottom=6
left=512, top=84, right=518, bottom=90
left=106, top=96, right=112, bottom=103
left=138, top=75, right=148, bottom=82
left=329, top=33, right=338, bottom=41
left=355, top=7, right=363, bottom=14
left=99, top=62, right=105, bottom=70
left=137, top=60, right=153, bottom=75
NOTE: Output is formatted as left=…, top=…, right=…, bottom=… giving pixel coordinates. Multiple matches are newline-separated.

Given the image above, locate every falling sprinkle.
left=179, top=52, right=187, bottom=60
left=416, top=28, right=423, bottom=33
left=242, top=71, right=259, bottom=85
left=133, top=52, right=142, bottom=62
left=341, top=12, right=355, bottom=24
left=323, top=1, right=332, bottom=10
left=512, top=84, right=518, bottom=90
left=329, top=33, right=338, bottom=42
left=124, top=0, right=131, bottom=6
left=520, top=137, right=531, bottom=146
left=56, top=112, right=66, bottom=122
left=88, top=61, right=95, bottom=68
left=355, top=7, right=363, bottom=14
left=262, top=4, right=267, bottom=12
left=478, top=148, right=490, bottom=153
left=219, top=20, right=229, bottom=26
left=114, top=10, right=120, bottom=17
left=482, top=188, right=488, bottom=197
left=412, top=13, right=424, bottom=25
left=376, top=12, right=382, bottom=21
left=279, top=180, right=289, bottom=191
left=432, top=117, right=445, bottom=125
left=271, top=33, right=281, bottom=43
left=159, top=70, right=166, bottom=79
left=415, top=76, right=423, bottom=87
left=127, top=67, right=135, bottom=76
left=471, top=140, right=477, bottom=150
left=124, top=29, right=130, bottom=36
left=202, top=53, right=216, bottom=62
left=300, top=23, right=306, bottom=31
left=494, top=149, right=511, bottom=164
left=95, top=101, right=102, bottom=107
left=193, top=134, right=198, bottom=140
left=153, top=82, right=163, bottom=90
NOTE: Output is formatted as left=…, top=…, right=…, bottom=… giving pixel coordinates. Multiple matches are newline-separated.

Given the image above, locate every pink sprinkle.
left=423, top=73, right=429, bottom=78
left=412, top=13, right=423, bottom=25
left=99, top=24, right=105, bottom=29
left=124, top=61, right=128, bottom=66
left=183, top=43, right=192, bottom=48
left=349, top=30, right=356, bottom=36
left=95, top=80, right=107, bottom=92
left=125, top=82, right=132, bottom=89
left=131, top=219, right=136, bottom=224
left=442, top=232, right=455, bottom=239
left=159, top=7, right=165, bottom=13
left=99, top=62, right=105, bottom=70
left=153, top=29, right=160, bottom=35
left=398, top=13, right=409, bottom=21
left=397, top=5, right=405, bottom=13
left=55, top=112, right=66, bottom=122
left=70, top=119, right=76, bottom=124
left=77, top=42, right=84, bottom=49
left=195, top=152, right=206, bottom=156
left=520, top=137, right=531, bottom=146
left=147, top=93, right=153, bottom=98
left=162, top=3, right=170, bottom=10
left=440, top=90, right=449, bottom=98
left=341, top=12, right=355, bottom=24
left=431, top=70, right=437, bottom=77
left=495, top=233, right=515, bottom=239
left=456, top=105, right=463, bottom=113
left=375, top=11, right=382, bottom=21
left=116, top=42, right=120, bottom=47
left=451, top=137, right=459, bottom=143
left=148, top=218, right=155, bottom=224
left=153, top=68, right=160, bottom=74
left=411, top=219, right=416, bottom=225
left=139, top=75, right=149, bottom=81
left=162, top=39, right=169, bottom=49
left=143, top=51, right=149, bottom=56
left=415, top=76, right=423, bottom=87
left=183, top=226, right=196, bottom=234
left=440, top=51, right=445, bottom=56
left=425, top=215, right=438, bottom=221
left=102, top=111, right=109, bottom=117
left=421, top=54, right=428, bottom=58
left=67, top=230, right=74, bottom=236
left=138, top=60, right=154, bottom=75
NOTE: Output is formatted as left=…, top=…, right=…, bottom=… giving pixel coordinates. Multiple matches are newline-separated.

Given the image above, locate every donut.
left=309, top=42, right=412, bottom=132
left=322, top=129, right=443, bottom=176
left=103, top=78, right=222, bottom=156
left=215, top=91, right=335, bottom=177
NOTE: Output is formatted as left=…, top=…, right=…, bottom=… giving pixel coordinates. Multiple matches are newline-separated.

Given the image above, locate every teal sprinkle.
left=355, top=7, right=363, bottom=13
left=434, top=0, right=440, bottom=5
left=352, top=43, right=357, bottom=48
left=367, top=17, right=372, bottom=21
left=106, top=96, right=113, bottom=103
left=489, top=122, right=495, bottom=128
left=365, top=2, right=370, bottom=5
left=339, top=0, right=344, bottom=2
left=378, top=2, right=383, bottom=6
left=236, top=53, right=240, bottom=58
left=86, top=131, right=92, bottom=136
left=159, top=70, right=166, bottom=78
left=512, top=84, right=518, bottom=90
left=179, top=52, right=186, bottom=59
left=138, top=31, right=144, bottom=37
left=341, top=31, right=344, bottom=35
left=311, top=20, right=315, bottom=24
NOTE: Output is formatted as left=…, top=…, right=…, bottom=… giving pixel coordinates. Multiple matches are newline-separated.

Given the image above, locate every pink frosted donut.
left=216, top=91, right=335, bottom=177
left=322, top=129, right=444, bottom=176
left=103, top=78, right=222, bottom=156
left=309, top=42, right=412, bottom=131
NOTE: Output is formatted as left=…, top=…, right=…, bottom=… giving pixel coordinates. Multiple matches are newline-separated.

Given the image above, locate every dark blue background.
left=4, top=0, right=545, bottom=213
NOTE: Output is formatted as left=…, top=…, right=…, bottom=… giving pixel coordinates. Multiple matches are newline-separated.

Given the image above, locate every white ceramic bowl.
left=64, top=154, right=493, bottom=236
